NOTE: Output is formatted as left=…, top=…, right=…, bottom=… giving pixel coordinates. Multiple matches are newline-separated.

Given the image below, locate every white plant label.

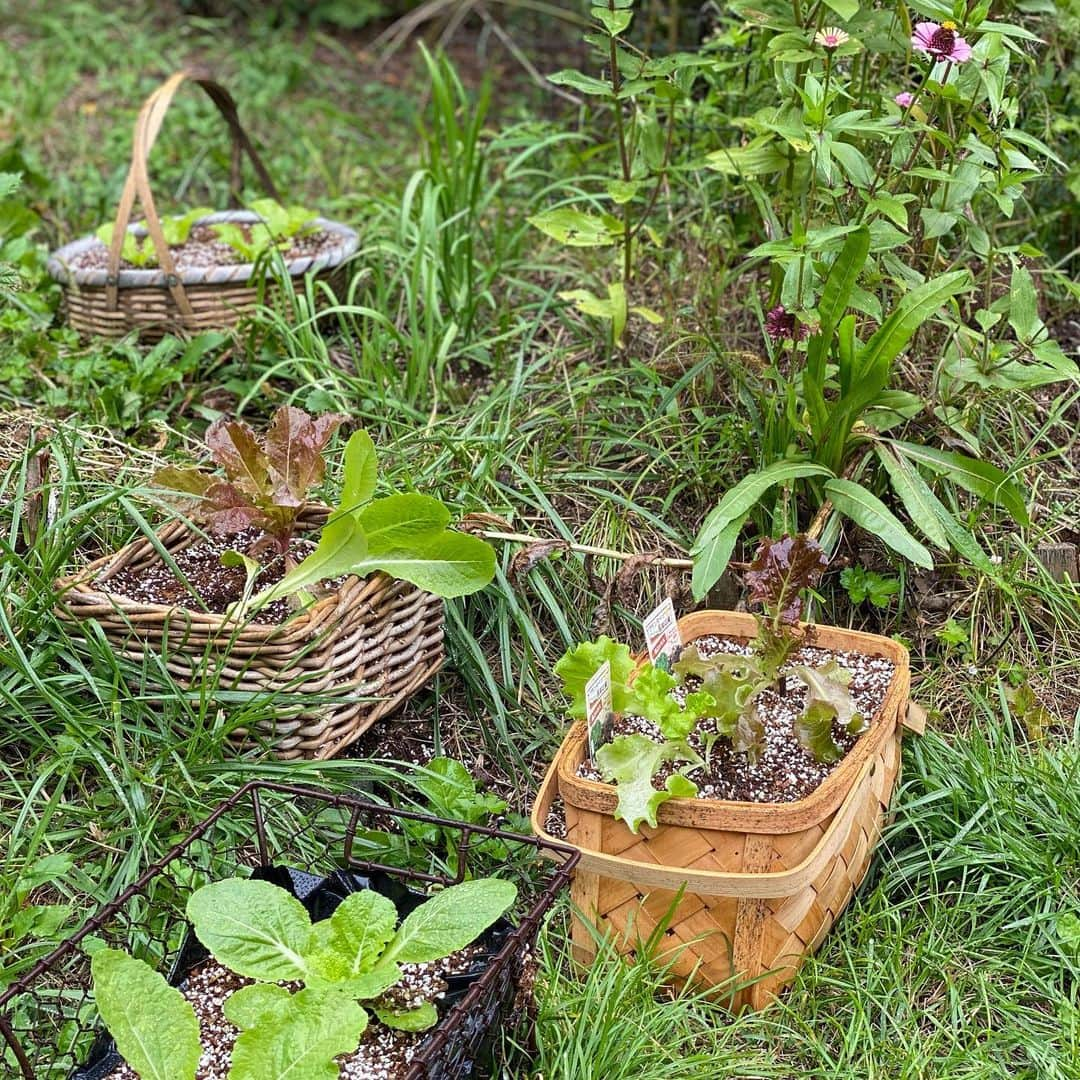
left=643, top=597, right=681, bottom=665
left=585, top=660, right=613, bottom=758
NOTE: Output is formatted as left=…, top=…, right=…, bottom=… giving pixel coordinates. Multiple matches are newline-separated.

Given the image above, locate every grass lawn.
left=1, top=3, right=1079, bottom=1078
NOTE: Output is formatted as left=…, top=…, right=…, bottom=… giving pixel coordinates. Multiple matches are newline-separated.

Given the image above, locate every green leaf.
left=346, top=960, right=404, bottom=1000
left=528, top=207, right=621, bottom=246
left=546, top=70, right=615, bottom=97
left=889, top=441, right=1029, bottom=525
left=795, top=701, right=844, bottom=764
left=374, top=1001, right=439, bottom=1031
left=860, top=271, right=971, bottom=376
left=690, top=514, right=746, bottom=600
left=229, top=987, right=368, bottom=1080
left=695, top=463, right=834, bottom=545
left=822, top=0, right=859, bottom=17
left=255, top=512, right=368, bottom=604
left=186, top=878, right=313, bottom=982
left=90, top=949, right=200, bottom=1080
left=707, top=136, right=789, bottom=178
left=224, top=983, right=294, bottom=1032
left=824, top=478, right=934, bottom=568
left=628, top=663, right=705, bottom=741
left=592, top=5, right=632, bottom=35
left=358, top=494, right=451, bottom=553
left=340, top=429, right=378, bottom=512
left=555, top=636, right=637, bottom=718
left=596, top=734, right=697, bottom=833
left=152, top=466, right=213, bottom=497
left=691, top=462, right=833, bottom=596
left=875, top=445, right=949, bottom=550
left=307, top=890, right=398, bottom=984
left=606, top=179, right=641, bottom=204
left=792, top=661, right=864, bottom=742
left=381, top=878, right=516, bottom=966
left=359, top=530, right=496, bottom=598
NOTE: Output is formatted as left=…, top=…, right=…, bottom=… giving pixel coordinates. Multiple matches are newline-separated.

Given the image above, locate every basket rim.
left=46, top=210, right=359, bottom=289
left=51, top=507, right=418, bottom=639
left=542, top=610, right=910, bottom=834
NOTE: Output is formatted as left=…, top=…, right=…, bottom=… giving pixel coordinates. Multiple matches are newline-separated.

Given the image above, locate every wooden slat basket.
left=46, top=70, right=358, bottom=341
left=53, top=506, right=444, bottom=760
left=530, top=610, right=918, bottom=1011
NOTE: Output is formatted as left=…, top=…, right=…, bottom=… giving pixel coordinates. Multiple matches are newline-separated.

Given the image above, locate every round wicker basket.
left=53, top=506, right=445, bottom=760
left=46, top=70, right=358, bottom=341
left=530, top=610, right=920, bottom=1011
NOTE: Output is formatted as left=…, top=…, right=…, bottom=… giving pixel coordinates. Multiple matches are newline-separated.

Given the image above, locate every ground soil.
left=574, top=633, right=896, bottom=804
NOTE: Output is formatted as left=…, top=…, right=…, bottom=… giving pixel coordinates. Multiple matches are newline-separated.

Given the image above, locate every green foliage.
left=0, top=853, right=75, bottom=988
left=554, top=636, right=638, bottom=720
left=595, top=734, right=698, bottom=833
left=255, top=430, right=496, bottom=605
left=91, top=875, right=516, bottom=1075
left=840, top=566, right=900, bottom=609
left=90, top=948, right=201, bottom=1080
left=155, top=405, right=345, bottom=555
left=211, top=199, right=319, bottom=262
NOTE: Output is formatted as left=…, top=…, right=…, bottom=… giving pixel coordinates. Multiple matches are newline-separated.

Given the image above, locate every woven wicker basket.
left=530, top=610, right=920, bottom=1010
left=53, top=506, right=444, bottom=760
left=46, top=70, right=358, bottom=341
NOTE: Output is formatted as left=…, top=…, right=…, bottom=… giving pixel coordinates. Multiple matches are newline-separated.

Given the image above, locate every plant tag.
left=643, top=598, right=681, bottom=666
left=585, top=661, right=613, bottom=758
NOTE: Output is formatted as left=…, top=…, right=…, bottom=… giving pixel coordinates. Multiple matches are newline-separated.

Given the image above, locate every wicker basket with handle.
left=46, top=70, right=358, bottom=341
left=530, top=609, right=921, bottom=1011
left=53, top=505, right=444, bottom=760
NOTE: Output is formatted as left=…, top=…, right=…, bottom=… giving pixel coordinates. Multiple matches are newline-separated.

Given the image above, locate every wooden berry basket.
left=46, top=70, right=358, bottom=341
left=530, top=610, right=921, bottom=1011
left=53, top=506, right=444, bottom=760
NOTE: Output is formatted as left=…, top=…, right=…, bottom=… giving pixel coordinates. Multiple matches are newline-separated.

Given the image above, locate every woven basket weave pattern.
left=53, top=506, right=444, bottom=760
left=531, top=611, right=910, bottom=1011
left=47, top=70, right=358, bottom=341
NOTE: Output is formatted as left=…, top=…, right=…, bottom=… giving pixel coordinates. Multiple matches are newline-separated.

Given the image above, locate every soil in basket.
left=69, top=223, right=341, bottom=273
left=577, top=633, right=896, bottom=804
left=101, top=527, right=331, bottom=625
left=104, top=945, right=482, bottom=1080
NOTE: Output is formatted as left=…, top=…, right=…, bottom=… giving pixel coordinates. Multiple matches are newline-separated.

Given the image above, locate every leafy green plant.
left=0, top=853, right=75, bottom=988
left=352, top=758, right=525, bottom=876
left=841, top=566, right=900, bottom=609
left=154, top=408, right=497, bottom=610
left=155, top=405, right=345, bottom=561
left=556, top=535, right=864, bottom=832
left=691, top=226, right=1029, bottom=597
left=89, top=875, right=516, bottom=1079
left=95, top=208, right=213, bottom=267
left=528, top=1, right=709, bottom=344
left=211, top=199, right=318, bottom=262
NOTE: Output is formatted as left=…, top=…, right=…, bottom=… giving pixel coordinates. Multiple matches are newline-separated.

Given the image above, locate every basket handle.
left=105, top=70, right=283, bottom=315
left=563, top=754, right=879, bottom=899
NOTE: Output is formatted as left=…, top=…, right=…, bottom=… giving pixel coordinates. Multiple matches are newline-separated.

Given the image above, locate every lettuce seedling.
left=89, top=875, right=516, bottom=1080
left=95, top=223, right=157, bottom=268
left=154, top=405, right=345, bottom=562
left=212, top=199, right=318, bottom=262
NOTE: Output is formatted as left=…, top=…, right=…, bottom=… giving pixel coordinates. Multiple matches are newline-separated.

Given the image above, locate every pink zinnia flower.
left=911, top=20, right=972, bottom=63
left=814, top=26, right=849, bottom=49
left=894, top=92, right=914, bottom=108
left=765, top=305, right=809, bottom=342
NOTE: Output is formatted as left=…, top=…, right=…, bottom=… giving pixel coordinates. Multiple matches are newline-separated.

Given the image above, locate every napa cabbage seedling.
left=96, top=208, right=214, bottom=267
left=89, top=875, right=516, bottom=1080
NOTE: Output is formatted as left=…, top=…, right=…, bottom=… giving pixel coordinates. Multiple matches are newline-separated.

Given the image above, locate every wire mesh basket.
left=0, top=780, right=578, bottom=1079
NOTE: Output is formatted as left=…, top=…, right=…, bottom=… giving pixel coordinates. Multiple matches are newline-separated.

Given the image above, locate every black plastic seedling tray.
left=0, top=780, right=577, bottom=1080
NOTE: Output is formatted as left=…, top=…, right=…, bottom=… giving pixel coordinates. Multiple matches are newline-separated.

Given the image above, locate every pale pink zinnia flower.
left=815, top=26, right=849, bottom=49
left=911, top=20, right=972, bottom=63
left=894, top=92, right=915, bottom=108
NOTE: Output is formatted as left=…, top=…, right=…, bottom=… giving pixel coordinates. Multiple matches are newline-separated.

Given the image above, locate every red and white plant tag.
left=585, top=660, right=613, bottom=759
left=643, top=597, right=681, bottom=666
